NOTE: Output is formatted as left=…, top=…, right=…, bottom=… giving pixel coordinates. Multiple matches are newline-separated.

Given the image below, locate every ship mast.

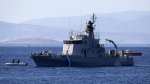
left=85, top=13, right=97, bottom=37
left=91, top=13, right=97, bottom=25
left=85, top=14, right=97, bottom=47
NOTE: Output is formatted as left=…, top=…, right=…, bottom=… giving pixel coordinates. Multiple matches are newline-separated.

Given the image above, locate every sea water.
left=0, top=44, right=150, bottom=84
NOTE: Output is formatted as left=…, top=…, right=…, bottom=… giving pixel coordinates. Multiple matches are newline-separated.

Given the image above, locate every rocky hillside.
left=0, top=38, right=62, bottom=44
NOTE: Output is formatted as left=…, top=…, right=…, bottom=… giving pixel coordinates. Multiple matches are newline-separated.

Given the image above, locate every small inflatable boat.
left=6, top=62, right=28, bottom=66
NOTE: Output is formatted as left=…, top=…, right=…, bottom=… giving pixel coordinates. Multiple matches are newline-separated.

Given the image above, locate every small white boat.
left=6, top=62, right=28, bottom=66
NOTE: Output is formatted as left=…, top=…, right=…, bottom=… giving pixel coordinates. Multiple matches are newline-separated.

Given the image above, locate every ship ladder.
left=66, top=55, right=71, bottom=67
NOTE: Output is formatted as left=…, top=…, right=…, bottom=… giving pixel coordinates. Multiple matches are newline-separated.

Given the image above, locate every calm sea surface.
left=0, top=44, right=150, bottom=84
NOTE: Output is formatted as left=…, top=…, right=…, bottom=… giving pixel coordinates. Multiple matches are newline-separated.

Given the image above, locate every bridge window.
left=63, top=40, right=82, bottom=44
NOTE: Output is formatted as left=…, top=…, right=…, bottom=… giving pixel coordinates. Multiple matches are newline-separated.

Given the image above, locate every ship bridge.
left=69, top=30, right=100, bottom=40
left=63, top=40, right=82, bottom=44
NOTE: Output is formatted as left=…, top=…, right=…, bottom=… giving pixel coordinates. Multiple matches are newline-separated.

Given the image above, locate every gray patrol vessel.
left=31, top=14, right=137, bottom=67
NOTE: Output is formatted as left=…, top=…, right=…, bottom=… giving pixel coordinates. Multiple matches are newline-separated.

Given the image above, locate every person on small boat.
left=12, top=59, right=15, bottom=63
left=17, top=60, right=20, bottom=63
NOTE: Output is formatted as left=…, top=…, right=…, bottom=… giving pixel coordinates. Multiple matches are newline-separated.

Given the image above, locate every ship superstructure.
left=62, top=14, right=105, bottom=58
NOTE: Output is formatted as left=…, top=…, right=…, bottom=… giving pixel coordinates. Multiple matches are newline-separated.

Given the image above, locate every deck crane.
left=106, top=39, right=118, bottom=55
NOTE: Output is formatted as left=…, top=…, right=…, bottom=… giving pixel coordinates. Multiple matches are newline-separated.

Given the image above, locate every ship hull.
left=31, top=55, right=133, bottom=67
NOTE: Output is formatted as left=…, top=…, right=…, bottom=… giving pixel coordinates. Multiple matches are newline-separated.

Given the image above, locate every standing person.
left=12, top=59, right=15, bottom=63
left=17, top=60, right=20, bottom=63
